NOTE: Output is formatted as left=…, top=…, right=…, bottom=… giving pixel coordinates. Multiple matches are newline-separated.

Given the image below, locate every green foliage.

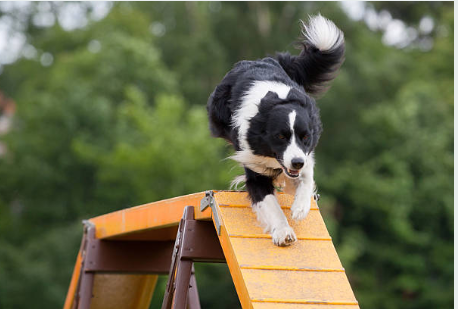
left=0, top=2, right=453, bottom=309
left=0, top=223, right=82, bottom=309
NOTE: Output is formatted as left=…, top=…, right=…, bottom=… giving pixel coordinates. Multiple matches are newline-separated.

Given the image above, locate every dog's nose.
left=291, top=158, right=304, bottom=169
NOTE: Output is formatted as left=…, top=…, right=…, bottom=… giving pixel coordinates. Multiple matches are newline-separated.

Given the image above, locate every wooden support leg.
left=76, top=221, right=96, bottom=309
left=162, top=207, right=193, bottom=309
left=162, top=206, right=225, bottom=309
left=173, top=259, right=193, bottom=309
left=77, top=272, right=94, bottom=309
left=187, top=268, right=201, bottom=309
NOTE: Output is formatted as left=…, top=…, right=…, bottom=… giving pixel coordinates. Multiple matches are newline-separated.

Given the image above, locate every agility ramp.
left=64, top=191, right=359, bottom=309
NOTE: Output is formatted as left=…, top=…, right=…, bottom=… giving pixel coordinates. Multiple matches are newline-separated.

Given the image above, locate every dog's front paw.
left=271, top=226, right=297, bottom=247
left=291, top=199, right=311, bottom=221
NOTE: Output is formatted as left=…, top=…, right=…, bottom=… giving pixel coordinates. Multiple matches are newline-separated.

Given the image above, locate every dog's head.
left=247, top=89, right=322, bottom=178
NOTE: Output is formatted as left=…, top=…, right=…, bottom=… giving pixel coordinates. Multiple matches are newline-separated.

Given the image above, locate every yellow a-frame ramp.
left=64, top=191, right=359, bottom=309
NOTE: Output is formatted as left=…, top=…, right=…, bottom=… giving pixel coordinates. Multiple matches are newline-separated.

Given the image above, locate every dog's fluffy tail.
left=276, top=14, right=345, bottom=96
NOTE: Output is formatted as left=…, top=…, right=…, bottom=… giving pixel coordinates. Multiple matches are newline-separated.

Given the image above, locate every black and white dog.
left=207, top=15, right=345, bottom=246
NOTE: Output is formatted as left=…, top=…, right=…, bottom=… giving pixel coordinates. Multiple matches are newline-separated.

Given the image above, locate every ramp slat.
left=215, top=192, right=302, bottom=208
left=253, top=302, right=359, bottom=309
left=219, top=207, right=331, bottom=240
left=231, top=238, right=343, bottom=270
left=243, top=269, right=357, bottom=303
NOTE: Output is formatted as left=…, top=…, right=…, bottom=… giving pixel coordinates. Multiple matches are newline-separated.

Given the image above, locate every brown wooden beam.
left=84, top=239, right=174, bottom=274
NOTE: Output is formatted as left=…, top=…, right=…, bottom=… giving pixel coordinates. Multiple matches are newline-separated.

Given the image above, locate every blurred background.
left=0, top=2, right=453, bottom=309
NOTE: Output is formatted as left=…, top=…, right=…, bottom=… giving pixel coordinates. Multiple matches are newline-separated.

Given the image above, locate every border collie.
left=207, top=15, right=345, bottom=246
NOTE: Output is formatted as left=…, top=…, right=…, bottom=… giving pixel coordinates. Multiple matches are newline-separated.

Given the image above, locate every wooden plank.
left=253, top=303, right=360, bottom=309
left=219, top=207, right=331, bottom=240
left=214, top=208, right=254, bottom=309
left=133, top=275, right=158, bottom=309
left=214, top=191, right=317, bottom=209
left=63, top=250, right=83, bottom=309
left=91, top=274, right=157, bottom=309
left=89, top=192, right=210, bottom=239
left=231, top=238, right=343, bottom=270
left=242, top=269, right=358, bottom=304
left=107, top=226, right=179, bottom=241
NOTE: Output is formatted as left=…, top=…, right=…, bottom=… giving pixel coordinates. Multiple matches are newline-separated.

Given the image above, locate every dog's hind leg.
left=245, top=168, right=297, bottom=246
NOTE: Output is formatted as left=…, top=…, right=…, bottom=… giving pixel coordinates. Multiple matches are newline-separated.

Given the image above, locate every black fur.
left=276, top=20, right=345, bottom=96
left=207, top=58, right=297, bottom=149
left=276, top=43, right=345, bottom=96
left=245, top=168, right=275, bottom=204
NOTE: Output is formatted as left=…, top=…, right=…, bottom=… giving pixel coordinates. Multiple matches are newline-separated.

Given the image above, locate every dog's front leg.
left=291, top=156, right=315, bottom=221
left=245, top=168, right=297, bottom=246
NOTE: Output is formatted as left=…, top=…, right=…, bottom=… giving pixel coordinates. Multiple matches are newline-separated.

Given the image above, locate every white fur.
left=282, top=111, right=307, bottom=170
left=272, top=151, right=316, bottom=221
left=230, top=175, right=246, bottom=190
left=253, top=194, right=297, bottom=246
left=291, top=154, right=315, bottom=220
left=231, top=150, right=282, bottom=176
left=232, top=80, right=291, bottom=152
left=301, top=14, right=344, bottom=51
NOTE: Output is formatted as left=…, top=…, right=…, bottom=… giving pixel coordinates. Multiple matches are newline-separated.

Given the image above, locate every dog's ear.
left=259, top=91, right=283, bottom=113
left=263, top=91, right=280, bottom=101
left=286, top=88, right=308, bottom=106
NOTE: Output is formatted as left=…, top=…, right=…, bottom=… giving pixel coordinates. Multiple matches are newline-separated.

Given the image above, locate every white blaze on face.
left=283, top=110, right=307, bottom=169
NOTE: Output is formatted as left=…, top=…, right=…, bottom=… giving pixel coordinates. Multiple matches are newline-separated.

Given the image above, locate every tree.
left=0, top=5, right=237, bottom=308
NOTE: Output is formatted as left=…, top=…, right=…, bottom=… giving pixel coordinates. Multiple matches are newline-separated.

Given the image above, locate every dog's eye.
left=302, top=136, right=308, bottom=142
left=277, top=134, right=286, bottom=140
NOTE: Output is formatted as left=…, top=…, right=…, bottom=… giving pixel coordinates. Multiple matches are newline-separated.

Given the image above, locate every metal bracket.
left=200, top=191, right=222, bottom=235
left=82, top=219, right=95, bottom=233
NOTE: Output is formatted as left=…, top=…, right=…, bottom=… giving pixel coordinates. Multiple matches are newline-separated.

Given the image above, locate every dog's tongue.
left=288, top=169, right=299, bottom=176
